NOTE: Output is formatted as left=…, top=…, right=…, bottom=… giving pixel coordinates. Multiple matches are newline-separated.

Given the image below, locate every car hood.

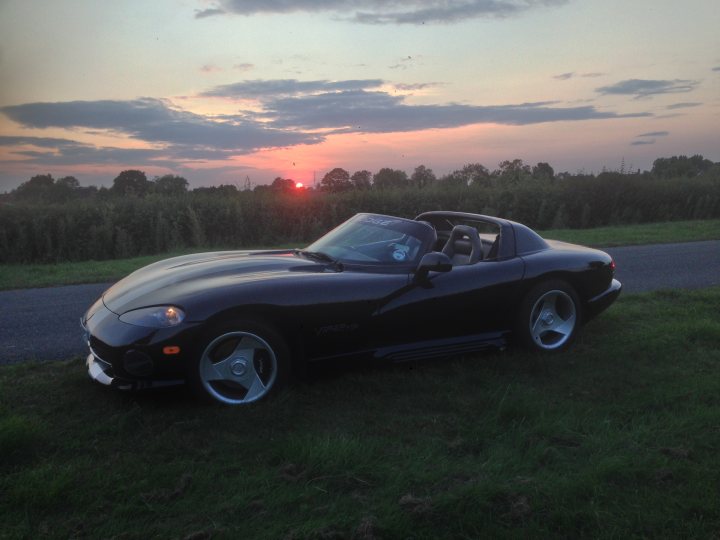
left=102, top=250, right=322, bottom=315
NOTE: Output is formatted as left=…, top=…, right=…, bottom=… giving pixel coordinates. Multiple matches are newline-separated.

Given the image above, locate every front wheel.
left=516, top=280, right=581, bottom=351
left=190, top=321, right=290, bottom=405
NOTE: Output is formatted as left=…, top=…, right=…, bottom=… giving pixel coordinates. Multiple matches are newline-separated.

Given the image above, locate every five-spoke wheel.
left=192, top=322, right=289, bottom=405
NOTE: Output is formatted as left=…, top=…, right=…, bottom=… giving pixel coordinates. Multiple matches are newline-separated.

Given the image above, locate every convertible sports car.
left=82, top=211, right=621, bottom=405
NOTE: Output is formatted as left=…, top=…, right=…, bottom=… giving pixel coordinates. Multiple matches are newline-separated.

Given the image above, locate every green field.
left=2, top=288, right=720, bottom=538
left=1, top=219, right=718, bottom=290
left=0, top=244, right=295, bottom=291
left=541, top=218, right=720, bottom=247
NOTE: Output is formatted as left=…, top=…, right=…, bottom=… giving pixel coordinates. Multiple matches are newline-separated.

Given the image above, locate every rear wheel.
left=516, top=280, right=580, bottom=351
left=190, top=321, right=289, bottom=405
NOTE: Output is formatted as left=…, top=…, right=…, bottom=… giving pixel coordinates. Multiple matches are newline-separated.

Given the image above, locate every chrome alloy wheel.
left=528, top=289, right=577, bottom=350
left=198, top=331, right=278, bottom=405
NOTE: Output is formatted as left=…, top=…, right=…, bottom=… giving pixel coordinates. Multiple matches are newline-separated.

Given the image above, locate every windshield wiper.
left=294, top=250, right=344, bottom=271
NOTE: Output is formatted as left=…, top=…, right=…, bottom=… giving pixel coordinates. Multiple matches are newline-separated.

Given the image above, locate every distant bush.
left=1, top=172, right=719, bottom=264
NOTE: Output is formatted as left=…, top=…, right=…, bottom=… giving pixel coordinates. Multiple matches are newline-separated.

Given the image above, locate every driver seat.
left=442, top=225, right=482, bottom=265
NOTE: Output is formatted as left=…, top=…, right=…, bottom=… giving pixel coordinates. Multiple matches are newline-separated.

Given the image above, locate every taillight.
left=609, top=259, right=616, bottom=273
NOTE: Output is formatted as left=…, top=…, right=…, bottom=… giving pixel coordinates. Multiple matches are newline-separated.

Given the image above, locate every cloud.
left=553, top=72, right=604, bottom=81
left=211, top=0, right=569, bottom=24
left=1, top=98, right=320, bottom=153
left=713, top=66, right=720, bottom=72
left=631, top=139, right=655, bottom=146
left=596, top=79, right=699, bottom=99
left=0, top=135, right=84, bottom=149
left=258, top=88, right=649, bottom=132
left=1, top=80, right=651, bottom=171
left=234, top=63, right=255, bottom=72
left=201, top=80, right=639, bottom=133
left=0, top=134, right=252, bottom=168
left=0, top=135, right=176, bottom=166
left=666, top=102, right=702, bottom=110
left=195, top=8, right=226, bottom=19
left=200, top=64, right=222, bottom=73
left=394, top=82, right=442, bottom=91
left=16, top=147, right=173, bottom=167
left=636, top=131, right=668, bottom=137
left=200, top=79, right=383, bottom=99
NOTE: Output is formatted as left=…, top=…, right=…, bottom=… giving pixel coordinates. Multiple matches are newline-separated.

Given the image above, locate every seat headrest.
left=442, top=224, right=482, bottom=264
left=452, top=239, right=474, bottom=255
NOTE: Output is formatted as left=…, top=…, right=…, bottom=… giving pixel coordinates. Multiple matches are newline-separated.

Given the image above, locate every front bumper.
left=82, top=301, right=190, bottom=391
left=86, top=350, right=184, bottom=391
left=585, top=278, right=622, bottom=322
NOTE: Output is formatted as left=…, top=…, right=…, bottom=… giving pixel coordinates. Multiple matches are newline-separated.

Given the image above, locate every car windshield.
left=304, top=214, right=434, bottom=265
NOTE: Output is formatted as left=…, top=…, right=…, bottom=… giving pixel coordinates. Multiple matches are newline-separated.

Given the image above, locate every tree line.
left=0, top=155, right=718, bottom=264
left=3, top=154, right=717, bottom=203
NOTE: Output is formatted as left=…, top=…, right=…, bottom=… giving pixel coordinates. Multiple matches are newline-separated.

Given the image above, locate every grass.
left=1, top=219, right=719, bottom=291
left=538, top=218, right=720, bottom=247
left=0, top=244, right=296, bottom=291
left=2, top=288, right=720, bottom=538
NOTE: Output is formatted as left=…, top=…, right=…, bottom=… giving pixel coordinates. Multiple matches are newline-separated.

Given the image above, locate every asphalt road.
left=1, top=240, right=718, bottom=364
left=605, top=240, right=720, bottom=293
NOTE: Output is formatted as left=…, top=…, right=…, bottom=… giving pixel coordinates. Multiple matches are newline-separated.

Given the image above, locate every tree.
left=320, top=168, right=352, bottom=192
left=53, top=175, right=83, bottom=201
left=443, top=163, right=490, bottom=187
left=194, top=184, right=238, bottom=196
left=493, top=159, right=532, bottom=183
left=56, top=176, right=80, bottom=190
left=372, top=168, right=408, bottom=189
left=13, top=174, right=92, bottom=202
left=270, top=177, right=296, bottom=193
left=154, top=174, right=189, bottom=195
left=532, top=162, right=555, bottom=181
left=651, top=155, right=714, bottom=179
left=410, top=165, right=436, bottom=188
left=111, top=170, right=151, bottom=197
left=351, top=170, right=372, bottom=190
left=13, top=174, right=56, bottom=202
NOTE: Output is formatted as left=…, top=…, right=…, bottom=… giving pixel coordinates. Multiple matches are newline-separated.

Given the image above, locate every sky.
left=0, top=0, right=718, bottom=191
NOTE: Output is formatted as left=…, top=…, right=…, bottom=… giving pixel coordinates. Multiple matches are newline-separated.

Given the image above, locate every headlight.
left=119, top=306, right=186, bottom=328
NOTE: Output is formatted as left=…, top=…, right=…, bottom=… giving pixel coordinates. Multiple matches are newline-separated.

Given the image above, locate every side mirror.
left=415, top=252, right=452, bottom=280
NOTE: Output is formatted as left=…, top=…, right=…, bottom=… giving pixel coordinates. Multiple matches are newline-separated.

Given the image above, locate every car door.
left=371, top=256, right=526, bottom=349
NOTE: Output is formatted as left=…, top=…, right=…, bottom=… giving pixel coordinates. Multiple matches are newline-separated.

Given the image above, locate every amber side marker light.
left=163, top=346, right=181, bottom=355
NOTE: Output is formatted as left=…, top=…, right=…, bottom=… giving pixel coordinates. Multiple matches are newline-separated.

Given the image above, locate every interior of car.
left=422, top=218, right=501, bottom=265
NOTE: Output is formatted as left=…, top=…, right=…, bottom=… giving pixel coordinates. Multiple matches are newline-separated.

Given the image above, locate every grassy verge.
left=0, top=244, right=296, bottom=291
left=538, top=218, right=720, bottom=247
left=2, top=288, right=720, bottom=539
left=1, top=219, right=719, bottom=290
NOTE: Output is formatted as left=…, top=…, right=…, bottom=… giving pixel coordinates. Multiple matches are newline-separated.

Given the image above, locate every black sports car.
left=82, top=211, right=621, bottom=405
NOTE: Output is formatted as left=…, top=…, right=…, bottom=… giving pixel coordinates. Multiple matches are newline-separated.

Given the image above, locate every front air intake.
left=122, top=350, right=154, bottom=377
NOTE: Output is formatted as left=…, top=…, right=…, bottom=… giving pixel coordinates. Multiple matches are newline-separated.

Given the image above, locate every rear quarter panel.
left=519, top=242, right=614, bottom=306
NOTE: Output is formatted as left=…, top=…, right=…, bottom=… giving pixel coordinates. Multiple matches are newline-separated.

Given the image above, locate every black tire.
left=189, top=320, right=290, bottom=405
left=515, top=279, right=581, bottom=352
